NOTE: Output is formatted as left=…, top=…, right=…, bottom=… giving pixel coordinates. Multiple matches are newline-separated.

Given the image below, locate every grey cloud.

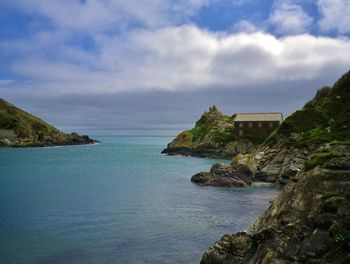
left=2, top=75, right=340, bottom=136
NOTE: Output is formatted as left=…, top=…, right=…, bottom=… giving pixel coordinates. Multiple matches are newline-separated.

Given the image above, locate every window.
left=258, top=122, right=262, bottom=128
left=249, top=122, right=253, bottom=128
left=269, top=123, right=273, bottom=128
left=239, top=123, right=243, bottom=128
left=239, top=129, right=244, bottom=136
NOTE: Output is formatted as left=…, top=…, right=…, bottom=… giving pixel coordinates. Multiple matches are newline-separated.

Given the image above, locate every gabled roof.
left=234, top=112, right=283, bottom=122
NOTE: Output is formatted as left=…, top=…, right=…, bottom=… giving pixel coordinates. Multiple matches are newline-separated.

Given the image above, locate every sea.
left=0, top=136, right=279, bottom=264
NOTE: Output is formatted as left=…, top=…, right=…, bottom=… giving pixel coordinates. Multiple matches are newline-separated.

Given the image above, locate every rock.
left=161, top=106, right=260, bottom=159
left=201, top=146, right=350, bottom=264
left=191, top=172, right=213, bottom=184
left=191, top=163, right=251, bottom=187
left=201, top=232, right=253, bottom=264
left=301, top=229, right=329, bottom=258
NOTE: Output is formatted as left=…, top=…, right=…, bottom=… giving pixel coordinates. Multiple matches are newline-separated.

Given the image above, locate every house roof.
left=234, top=112, right=283, bottom=122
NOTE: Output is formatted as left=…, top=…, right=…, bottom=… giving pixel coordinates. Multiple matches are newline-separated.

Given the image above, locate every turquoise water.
left=0, top=137, right=278, bottom=264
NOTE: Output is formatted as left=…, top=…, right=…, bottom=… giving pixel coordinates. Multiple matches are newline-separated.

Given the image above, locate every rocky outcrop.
left=199, top=69, right=350, bottom=185
left=191, top=163, right=252, bottom=187
left=162, top=106, right=257, bottom=159
left=0, top=133, right=96, bottom=147
left=201, top=146, right=350, bottom=264
left=199, top=70, right=350, bottom=263
left=0, top=98, right=97, bottom=147
left=162, top=139, right=256, bottom=159
left=238, top=140, right=313, bottom=184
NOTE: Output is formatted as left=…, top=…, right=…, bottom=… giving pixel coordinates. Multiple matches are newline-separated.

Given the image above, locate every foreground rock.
left=201, top=148, right=350, bottom=264
left=191, top=163, right=252, bottom=187
left=0, top=98, right=98, bottom=147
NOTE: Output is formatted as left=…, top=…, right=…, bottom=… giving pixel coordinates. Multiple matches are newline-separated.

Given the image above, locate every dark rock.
left=191, top=163, right=251, bottom=187
left=200, top=146, right=350, bottom=264
left=191, top=172, right=213, bottom=184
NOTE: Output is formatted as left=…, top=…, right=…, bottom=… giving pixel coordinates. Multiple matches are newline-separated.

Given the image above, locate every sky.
left=1, top=0, right=350, bottom=136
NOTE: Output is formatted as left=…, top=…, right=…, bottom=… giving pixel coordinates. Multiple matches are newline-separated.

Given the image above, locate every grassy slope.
left=168, top=106, right=236, bottom=148
left=266, top=70, right=350, bottom=146
left=0, top=98, right=90, bottom=146
left=0, top=98, right=62, bottom=139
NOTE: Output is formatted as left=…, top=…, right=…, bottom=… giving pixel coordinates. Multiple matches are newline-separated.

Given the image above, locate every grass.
left=267, top=70, right=350, bottom=146
left=212, top=130, right=235, bottom=143
left=304, top=151, right=345, bottom=170
left=0, top=98, right=63, bottom=139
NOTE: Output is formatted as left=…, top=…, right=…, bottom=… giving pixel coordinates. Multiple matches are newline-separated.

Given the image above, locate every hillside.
left=161, top=106, right=255, bottom=158
left=0, top=98, right=96, bottom=147
left=199, top=70, right=350, bottom=263
left=267, top=71, right=350, bottom=146
left=194, top=70, right=350, bottom=186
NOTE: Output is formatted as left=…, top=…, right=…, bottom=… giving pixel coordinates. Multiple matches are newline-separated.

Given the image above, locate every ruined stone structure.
left=233, top=112, right=283, bottom=140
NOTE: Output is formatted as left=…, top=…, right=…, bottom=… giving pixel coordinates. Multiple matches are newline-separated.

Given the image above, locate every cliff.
left=201, top=144, right=350, bottom=263
left=0, top=98, right=97, bottom=147
left=193, top=70, right=350, bottom=186
left=162, top=106, right=256, bottom=159
left=200, top=71, right=350, bottom=263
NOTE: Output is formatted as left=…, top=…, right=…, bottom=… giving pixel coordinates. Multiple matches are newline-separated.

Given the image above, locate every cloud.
left=3, top=25, right=350, bottom=97
left=0, top=80, right=15, bottom=85
left=232, top=20, right=259, bottom=33
left=6, top=0, right=215, bottom=31
left=268, top=0, right=313, bottom=34
left=318, top=0, right=350, bottom=34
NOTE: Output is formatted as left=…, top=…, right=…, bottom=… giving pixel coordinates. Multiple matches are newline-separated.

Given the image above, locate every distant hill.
left=0, top=98, right=96, bottom=147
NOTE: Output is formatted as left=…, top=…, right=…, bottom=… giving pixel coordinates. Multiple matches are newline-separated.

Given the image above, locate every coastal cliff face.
left=162, top=106, right=256, bottom=159
left=250, top=70, right=350, bottom=184
left=200, top=70, right=350, bottom=263
left=194, top=70, right=350, bottom=187
left=0, top=98, right=96, bottom=147
left=201, top=144, right=350, bottom=264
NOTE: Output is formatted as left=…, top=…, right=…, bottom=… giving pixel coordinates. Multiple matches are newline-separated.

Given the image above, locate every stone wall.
left=233, top=121, right=280, bottom=139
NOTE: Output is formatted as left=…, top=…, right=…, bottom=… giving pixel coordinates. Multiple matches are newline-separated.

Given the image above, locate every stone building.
left=233, top=112, right=283, bottom=140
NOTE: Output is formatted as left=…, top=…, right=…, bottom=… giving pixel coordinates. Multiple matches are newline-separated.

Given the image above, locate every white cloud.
left=7, top=0, right=214, bottom=31
left=268, top=0, right=313, bottom=34
left=3, top=25, right=350, bottom=96
left=318, top=0, right=350, bottom=34
left=232, top=20, right=259, bottom=33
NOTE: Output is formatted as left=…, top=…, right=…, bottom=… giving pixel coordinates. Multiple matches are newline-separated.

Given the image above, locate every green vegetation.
left=335, top=234, right=350, bottom=248
left=170, top=131, right=193, bottom=147
left=169, top=105, right=237, bottom=148
left=266, top=70, right=350, bottom=146
left=0, top=98, right=94, bottom=146
left=304, top=150, right=345, bottom=170
left=0, top=98, right=61, bottom=139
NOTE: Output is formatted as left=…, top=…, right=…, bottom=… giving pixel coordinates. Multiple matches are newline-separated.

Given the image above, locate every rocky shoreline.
left=0, top=133, right=98, bottom=148
left=162, top=70, right=350, bottom=263
left=201, top=144, right=350, bottom=264
left=161, top=139, right=256, bottom=159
